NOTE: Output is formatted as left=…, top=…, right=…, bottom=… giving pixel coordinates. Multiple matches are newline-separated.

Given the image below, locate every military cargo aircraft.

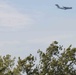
left=55, top=4, right=72, bottom=10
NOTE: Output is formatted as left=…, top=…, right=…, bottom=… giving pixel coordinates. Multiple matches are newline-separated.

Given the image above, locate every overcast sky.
left=0, top=0, right=76, bottom=58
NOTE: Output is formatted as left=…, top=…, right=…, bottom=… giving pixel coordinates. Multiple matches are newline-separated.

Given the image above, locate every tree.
left=0, top=41, right=76, bottom=75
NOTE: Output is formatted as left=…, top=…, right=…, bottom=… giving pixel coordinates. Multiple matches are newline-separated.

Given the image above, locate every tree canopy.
left=0, top=41, right=76, bottom=75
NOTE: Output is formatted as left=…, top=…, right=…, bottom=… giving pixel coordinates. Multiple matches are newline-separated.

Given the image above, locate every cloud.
left=0, top=2, right=33, bottom=29
left=0, top=40, right=20, bottom=47
left=27, top=34, right=74, bottom=44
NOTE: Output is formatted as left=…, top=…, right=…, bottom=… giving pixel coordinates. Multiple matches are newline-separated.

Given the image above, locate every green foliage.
left=0, top=41, right=76, bottom=75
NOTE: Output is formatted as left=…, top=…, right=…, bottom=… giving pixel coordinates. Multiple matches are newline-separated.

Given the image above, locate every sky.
left=0, top=0, right=76, bottom=58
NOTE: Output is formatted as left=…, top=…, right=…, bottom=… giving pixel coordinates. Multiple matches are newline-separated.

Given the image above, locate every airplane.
left=55, top=4, right=72, bottom=10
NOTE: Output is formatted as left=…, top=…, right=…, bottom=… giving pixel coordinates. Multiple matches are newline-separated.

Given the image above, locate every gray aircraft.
left=55, top=4, right=72, bottom=10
